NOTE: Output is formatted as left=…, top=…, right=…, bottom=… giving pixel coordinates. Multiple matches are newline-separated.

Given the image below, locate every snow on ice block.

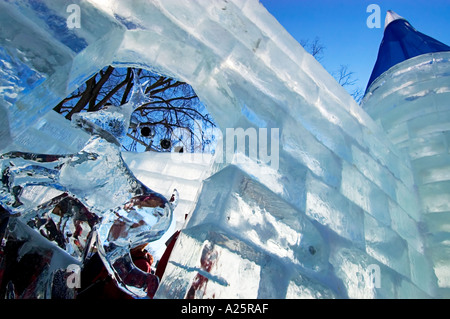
left=185, top=165, right=328, bottom=273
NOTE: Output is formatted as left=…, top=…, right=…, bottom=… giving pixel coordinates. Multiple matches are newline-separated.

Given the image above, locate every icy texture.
left=122, top=152, right=215, bottom=235
left=362, top=52, right=450, bottom=297
left=0, top=216, right=80, bottom=298
left=0, top=72, right=174, bottom=297
left=71, top=70, right=150, bottom=146
left=0, top=134, right=173, bottom=298
left=156, top=166, right=339, bottom=298
left=0, top=0, right=441, bottom=298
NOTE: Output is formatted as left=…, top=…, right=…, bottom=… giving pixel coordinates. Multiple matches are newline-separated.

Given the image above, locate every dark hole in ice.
left=53, top=66, right=217, bottom=154
left=160, top=139, right=171, bottom=150
left=140, top=126, right=151, bottom=137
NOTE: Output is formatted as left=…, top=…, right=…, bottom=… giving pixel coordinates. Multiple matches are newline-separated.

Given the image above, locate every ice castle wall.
left=0, top=0, right=438, bottom=298
left=362, top=52, right=450, bottom=298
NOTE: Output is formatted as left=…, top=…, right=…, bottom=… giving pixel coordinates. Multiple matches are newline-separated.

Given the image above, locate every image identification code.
left=181, top=303, right=269, bottom=316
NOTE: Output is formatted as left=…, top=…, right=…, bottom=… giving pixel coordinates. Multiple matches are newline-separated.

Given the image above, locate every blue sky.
left=259, top=0, right=450, bottom=96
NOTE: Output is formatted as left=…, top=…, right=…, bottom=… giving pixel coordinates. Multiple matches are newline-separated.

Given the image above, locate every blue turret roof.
left=366, top=11, right=450, bottom=92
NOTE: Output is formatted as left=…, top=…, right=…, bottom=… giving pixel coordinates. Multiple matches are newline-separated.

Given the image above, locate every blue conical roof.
left=366, top=11, right=450, bottom=92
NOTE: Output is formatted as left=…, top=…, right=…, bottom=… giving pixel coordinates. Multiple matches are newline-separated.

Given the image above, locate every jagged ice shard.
left=0, top=1, right=448, bottom=299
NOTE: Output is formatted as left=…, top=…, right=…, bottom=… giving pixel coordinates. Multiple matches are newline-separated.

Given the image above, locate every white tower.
left=362, top=11, right=450, bottom=297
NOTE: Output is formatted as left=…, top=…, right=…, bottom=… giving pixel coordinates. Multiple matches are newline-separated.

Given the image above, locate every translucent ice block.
left=186, top=165, right=328, bottom=273
left=305, top=173, right=365, bottom=248
left=363, top=52, right=450, bottom=295
left=0, top=0, right=439, bottom=298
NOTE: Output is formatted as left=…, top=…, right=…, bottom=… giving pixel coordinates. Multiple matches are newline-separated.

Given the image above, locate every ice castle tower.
left=0, top=1, right=447, bottom=299
left=362, top=11, right=450, bottom=297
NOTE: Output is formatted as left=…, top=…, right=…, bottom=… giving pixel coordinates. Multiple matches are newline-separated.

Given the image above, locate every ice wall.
left=0, top=0, right=438, bottom=298
left=0, top=0, right=123, bottom=151
left=362, top=52, right=450, bottom=298
left=121, top=151, right=215, bottom=258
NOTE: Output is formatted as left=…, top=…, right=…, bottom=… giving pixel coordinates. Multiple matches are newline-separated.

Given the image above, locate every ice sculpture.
left=362, top=11, right=450, bottom=297
left=0, top=0, right=445, bottom=299
left=0, top=72, right=175, bottom=298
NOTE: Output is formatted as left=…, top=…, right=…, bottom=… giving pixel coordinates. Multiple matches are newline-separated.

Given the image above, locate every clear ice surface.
left=0, top=71, right=174, bottom=298
left=362, top=52, right=450, bottom=295
left=0, top=0, right=447, bottom=298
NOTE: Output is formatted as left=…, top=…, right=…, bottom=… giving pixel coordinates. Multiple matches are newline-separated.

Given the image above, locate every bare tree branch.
left=301, top=36, right=325, bottom=61
left=334, top=65, right=357, bottom=87
left=65, top=66, right=114, bottom=119
left=54, top=66, right=216, bottom=152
